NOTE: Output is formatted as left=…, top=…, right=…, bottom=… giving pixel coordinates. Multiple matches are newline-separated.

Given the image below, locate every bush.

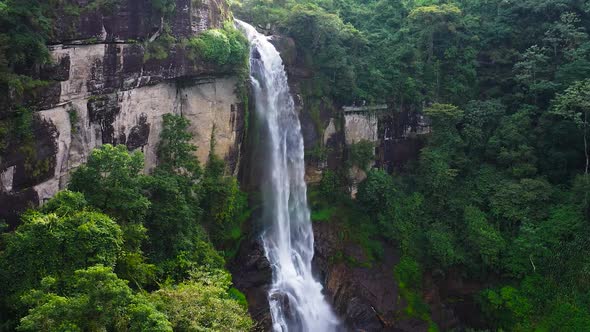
left=150, top=269, right=253, bottom=331
left=357, top=169, right=395, bottom=214
left=189, top=29, right=231, bottom=63
left=394, top=256, right=422, bottom=289
left=318, top=170, right=347, bottom=202
left=349, top=140, right=375, bottom=171
left=144, top=32, right=176, bottom=61
left=187, top=23, right=248, bottom=67
left=394, top=256, right=437, bottom=329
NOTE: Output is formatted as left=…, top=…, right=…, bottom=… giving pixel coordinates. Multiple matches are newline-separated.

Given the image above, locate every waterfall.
left=236, top=20, right=341, bottom=332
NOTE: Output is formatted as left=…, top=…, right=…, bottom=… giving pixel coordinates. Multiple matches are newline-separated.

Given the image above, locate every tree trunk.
left=149, top=16, right=165, bottom=43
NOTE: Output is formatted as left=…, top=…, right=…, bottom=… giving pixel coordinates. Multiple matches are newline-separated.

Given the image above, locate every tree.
left=462, top=100, right=506, bottom=159
left=196, top=132, right=250, bottom=251
left=424, top=103, right=464, bottom=147
left=480, top=286, right=533, bottom=331
left=348, top=140, right=375, bottom=172
left=157, top=114, right=201, bottom=178
left=69, top=144, right=150, bottom=225
left=38, top=190, right=88, bottom=217
left=150, top=269, right=253, bottom=331
left=552, top=79, right=590, bottom=174
left=357, top=169, right=395, bottom=215
left=418, top=104, right=464, bottom=209
left=487, top=108, right=538, bottom=178
left=318, top=169, right=347, bottom=203
left=69, top=144, right=154, bottom=287
left=490, top=178, right=553, bottom=231
left=284, top=3, right=367, bottom=103
left=143, top=171, right=201, bottom=262
left=144, top=114, right=204, bottom=264
left=514, top=45, right=557, bottom=105
left=543, top=12, right=587, bottom=58
left=378, top=192, right=424, bottom=257
left=18, top=265, right=172, bottom=332
left=464, top=205, right=505, bottom=269
left=407, top=4, right=473, bottom=101
left=408, top=4, right=462, bottom=64
left=426, top=223, right=462, bottom=268
left=0, top=204, right=123, bottom=304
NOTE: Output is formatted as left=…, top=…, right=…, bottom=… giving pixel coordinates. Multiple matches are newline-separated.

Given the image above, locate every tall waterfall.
left=236, top=20, right=341, bottom=332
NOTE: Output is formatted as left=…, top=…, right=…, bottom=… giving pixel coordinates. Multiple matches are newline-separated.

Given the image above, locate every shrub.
left=394, top=256, right=422, bottom=289
left=187, top=23, right=248, bottom=67
left=150, top=269, right=253, bottom=331
left=357, top=169, right=395, bottom=214
left=349, top=140, right=375, bottom=171
left=144, top=31, right=176, bottom=62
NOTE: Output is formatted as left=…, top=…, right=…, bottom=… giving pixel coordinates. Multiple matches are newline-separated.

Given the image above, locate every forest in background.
left=234, top=0, right=590, bottom=330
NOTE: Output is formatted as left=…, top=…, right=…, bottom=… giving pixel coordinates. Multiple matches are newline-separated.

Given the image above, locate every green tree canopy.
left=0, top=196, right=122, bottom=305
left=18, top=265, right=172, bottom=332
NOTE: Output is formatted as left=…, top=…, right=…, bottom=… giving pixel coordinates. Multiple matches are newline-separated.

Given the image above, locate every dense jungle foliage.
left=2, top=0, right=590, bottom=330
left=0, top=1, right=253, bottom=327
left=235, top=0, right=590, bottom=330
left=0, top=114, right=252, bottom=331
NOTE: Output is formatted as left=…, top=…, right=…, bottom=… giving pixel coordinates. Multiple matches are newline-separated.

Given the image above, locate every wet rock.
left=269, top=36, right=297, bottom=67
left=27, top=82, right=63, bottom=111
left=252, top=48, right=262, bottom=60
left=41, top=55, right=71, bottom=81
left=313, top=222, right=429, bottom=332
left=230, top=237, right=273, bottom=331
left=0, top=116, right=57, bottom=228
left=6, top=116, right=58, bottom=192
left=87, top=93, right=121, bottom=144
left=0, top=189, right=39, bottom=229
left=269, top=292, right=292, bottom=318
left=377, top=110, right=431, bottom=173
left=126, top=114, right=150, bottom=150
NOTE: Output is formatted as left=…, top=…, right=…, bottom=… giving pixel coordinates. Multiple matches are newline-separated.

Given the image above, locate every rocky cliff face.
left=313, top=222, right=429, bottom=332
left=0, top=0, right=246, bottom=226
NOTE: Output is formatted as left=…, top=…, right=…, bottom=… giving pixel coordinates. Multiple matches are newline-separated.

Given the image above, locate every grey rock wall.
left=0, top=0, right=245, bottom=225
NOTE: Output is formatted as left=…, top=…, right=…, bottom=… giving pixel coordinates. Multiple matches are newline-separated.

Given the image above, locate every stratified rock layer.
left=0, top=0, right=245, bottom=225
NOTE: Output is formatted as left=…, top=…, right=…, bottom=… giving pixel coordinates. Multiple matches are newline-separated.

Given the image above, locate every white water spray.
left=236, top=20, right=341, bottom=332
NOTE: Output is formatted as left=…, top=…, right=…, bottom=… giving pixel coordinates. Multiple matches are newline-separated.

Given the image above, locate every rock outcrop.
left=230, top=237, right=273, bottom=331
left=0, top=0, right=246, bottom=226
left=313, top=222, right=429, bottom=332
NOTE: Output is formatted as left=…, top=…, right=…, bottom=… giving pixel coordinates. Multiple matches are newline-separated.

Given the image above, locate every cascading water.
left=236, top=20, right=341, bottom=332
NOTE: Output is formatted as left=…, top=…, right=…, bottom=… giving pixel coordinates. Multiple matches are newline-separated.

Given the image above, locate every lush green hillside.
left=236, top=0, right=590, bottom=330
left=2, top=0, right=590, bottom=330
